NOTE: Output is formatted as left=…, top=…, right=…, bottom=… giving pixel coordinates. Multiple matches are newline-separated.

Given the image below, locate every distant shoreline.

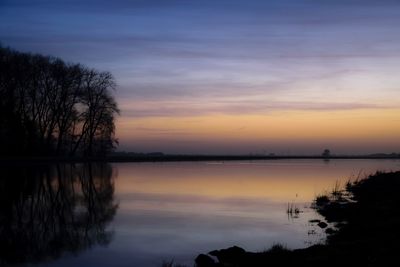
left=0, top=154, right=399, bottom=164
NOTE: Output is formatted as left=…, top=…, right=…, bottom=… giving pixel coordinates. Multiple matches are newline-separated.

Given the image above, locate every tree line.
left=0, top=46, right=119, bottom=157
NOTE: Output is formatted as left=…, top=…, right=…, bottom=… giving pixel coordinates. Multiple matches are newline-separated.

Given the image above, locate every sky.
left=1, top=0, right=400, bottom=155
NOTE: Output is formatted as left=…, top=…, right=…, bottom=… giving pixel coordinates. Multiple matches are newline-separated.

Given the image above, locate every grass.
left=286, top=202, right=302, bottom=219
left=331, top=180, right=342, bottom=198
left=266, top=243, right=290, bottom=254
left=161, top=260, right=188, bottom=267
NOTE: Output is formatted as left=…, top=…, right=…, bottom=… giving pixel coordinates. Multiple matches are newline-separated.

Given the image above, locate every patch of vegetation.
left=265, top=243, right=290, bottom=254
left=161, top=260, right=188, bottom=267
left=286, top=202, right=303, bottom=219
left=315, top=195, right=330, bottom=206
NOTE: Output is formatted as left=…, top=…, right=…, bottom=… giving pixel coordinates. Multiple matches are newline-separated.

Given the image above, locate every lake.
left=1, top=159, right=399, bottom=267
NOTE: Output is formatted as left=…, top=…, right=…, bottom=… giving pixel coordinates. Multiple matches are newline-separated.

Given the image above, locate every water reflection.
left=1, top=160, right=399, bottom=267
left=0, top=164, right=117, bottom=266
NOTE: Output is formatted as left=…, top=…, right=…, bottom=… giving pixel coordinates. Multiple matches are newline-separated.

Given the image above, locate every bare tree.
left=0, top=46, right=119, bottom=157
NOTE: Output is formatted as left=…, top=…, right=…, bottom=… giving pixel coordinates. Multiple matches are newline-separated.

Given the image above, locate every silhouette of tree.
left=0, top=46, right=119, bottom=157
left=70, top=69, right=119, bottom=157
left=322, top=149, right=331, bottom=158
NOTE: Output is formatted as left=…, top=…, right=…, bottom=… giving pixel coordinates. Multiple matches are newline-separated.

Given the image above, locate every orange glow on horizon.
left=116, top=108, right=400, bottom=153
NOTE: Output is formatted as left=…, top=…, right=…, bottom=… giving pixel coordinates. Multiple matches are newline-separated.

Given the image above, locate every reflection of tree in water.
left=0, top=163, right=118, bottom=265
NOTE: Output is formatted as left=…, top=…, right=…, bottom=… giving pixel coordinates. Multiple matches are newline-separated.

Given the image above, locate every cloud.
left=2, top=0, right=400, bottom=123
left=120, top=99, right=391, bottom=118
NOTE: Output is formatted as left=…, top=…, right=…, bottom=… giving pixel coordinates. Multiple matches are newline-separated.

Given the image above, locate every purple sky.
left=1, top=0, right=400, bottom=154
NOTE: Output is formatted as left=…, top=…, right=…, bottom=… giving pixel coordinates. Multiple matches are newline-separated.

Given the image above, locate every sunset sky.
left=1, top=0, right=400, bottom=154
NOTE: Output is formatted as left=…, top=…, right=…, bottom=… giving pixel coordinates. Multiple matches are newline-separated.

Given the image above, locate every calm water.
left=1, top=159, right=399, bottom=267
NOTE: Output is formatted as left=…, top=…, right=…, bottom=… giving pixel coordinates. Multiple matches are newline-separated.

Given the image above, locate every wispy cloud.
left=121, top=99, right=391, bottom=118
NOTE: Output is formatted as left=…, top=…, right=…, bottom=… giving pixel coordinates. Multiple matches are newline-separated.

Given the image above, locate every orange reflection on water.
left=114, top=159, right=400, bottom=203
